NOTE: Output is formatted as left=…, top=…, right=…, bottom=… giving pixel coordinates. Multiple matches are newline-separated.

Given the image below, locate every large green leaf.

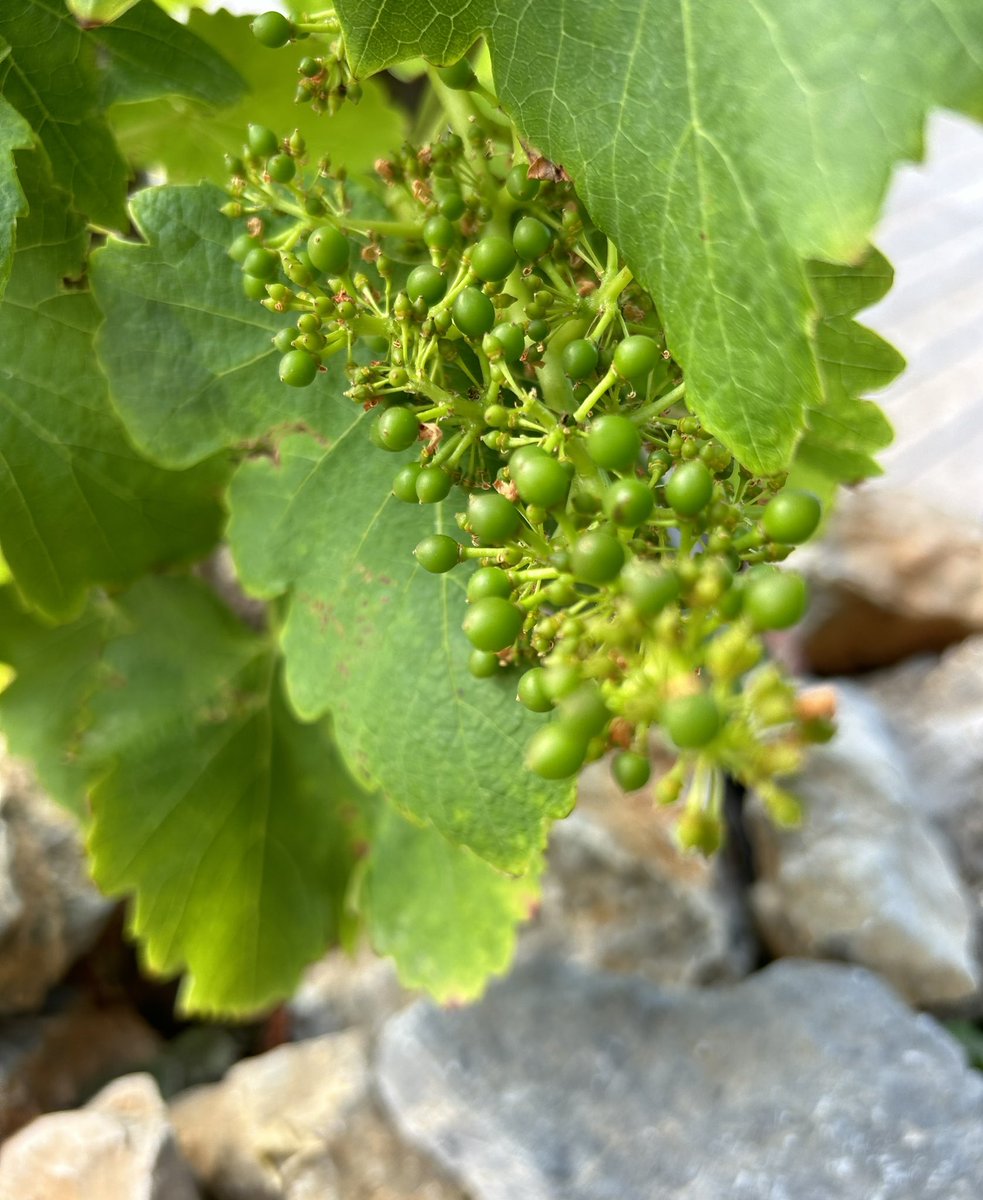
left=0, top=587, right=112, bottom=817
left=227, top=417, right=572, bottom=874
left=109, top=9, right=405, bottom=185
left=361, top=801, right=541, bottom=1002
left=790, top=251, right=903, bottom=500
left=0, top=153, right=226, bottom=618
left=90, top=182, right=345, bottom=467
left=86, top=577, right=364, bottom=1016
left=89, top=0, right=245, bottom=108
left=334, top=0, right=983, bottom=475
left=0, top=2, right=128, bottom=230
left=0, top=90, right=31, bottom=299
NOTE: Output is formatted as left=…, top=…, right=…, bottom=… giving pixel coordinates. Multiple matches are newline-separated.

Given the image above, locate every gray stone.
left=377, top=957, right=983, bottom=1200
left=523, top=753, right=755, bottom=986
left=0, top=1073, right=198, bottom=1200
left=746, top=683, right=978, bottom=1008
left=0, top=755, right=112, bottom=1015
left=170, top=1030, right=370, bottom=1200
left=288, top=944, right=408, bottom=1041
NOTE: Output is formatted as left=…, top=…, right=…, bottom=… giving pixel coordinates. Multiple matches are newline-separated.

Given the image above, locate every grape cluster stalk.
left=226, top=12, right=837, bottom=852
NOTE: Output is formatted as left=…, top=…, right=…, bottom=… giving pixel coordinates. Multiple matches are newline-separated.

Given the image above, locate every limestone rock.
left=746, top=683, right=978, bottom=1008
left=288, top=945, right=407, bottom=1041
left=0, top=1073, right=198, bottom=1200
left=523, top=754, right=755, bottom=986
left=0, top=757, right=112, bottom=1015
left=377, top=957, right=983, bottom=1200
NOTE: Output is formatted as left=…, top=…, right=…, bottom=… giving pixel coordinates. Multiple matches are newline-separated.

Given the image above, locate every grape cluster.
left=227, top=41, right=834, bottom=852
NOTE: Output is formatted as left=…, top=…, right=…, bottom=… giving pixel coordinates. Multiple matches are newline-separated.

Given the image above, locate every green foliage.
left=0, top=94, right=31, bottom=298
left=335, top=0, right=983, bottom=474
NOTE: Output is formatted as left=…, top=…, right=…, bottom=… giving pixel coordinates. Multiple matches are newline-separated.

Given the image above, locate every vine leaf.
left=0, top=587, right=112, bottom=818
left=790, top=251, right=903, bottom=501
left=335, top=0, right=983, bottom=476
left=90, top=183, right=345, bottom=467
left=0, top=2, right=128, bottom=230
left=227, top=417, right=573, bottom=874
left=361, top=800, right=542, bottom=1002
left=108, top=10, right=405, bottom=186
left=89, top=0, right=246, bottom=109
left=85, top=577, right=364, bottom=1017
left=0, top=92, right=31, bottom=299
left=0, top=153, right=226, bottom=618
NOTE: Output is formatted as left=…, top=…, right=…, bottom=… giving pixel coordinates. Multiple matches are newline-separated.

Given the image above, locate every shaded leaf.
left=0, top=90, right=31, bottom=299
left=86, top=576, right=365, bottom=1016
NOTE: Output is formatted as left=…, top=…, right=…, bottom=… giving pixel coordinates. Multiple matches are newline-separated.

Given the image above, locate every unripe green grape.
left=267, top=153, right=296, bottom=183
left=297, top=313, right=320, bottom=334
left=491, top=322, right=525, bottom=362
left=557, top=684, right=610, bottom=738
left=414, top=534, right=460, bottom=573
left=467, top=566, right=512, bottom=602
left=662, top=693, right=721, bottom=748
left=273, top=326, right=298, bottom=354
left=762, top=488, right=822, bottom=545
left=423, top=215, right=455, bottom=251
left=570, top=529, right=625, bottom=584
left=604, top=478, right=654, bottom=527
left=512, top=216, right=552, bottom=261
left=743, top=569, right=808, bottom=631
left=613, top=334, right=660, bottom=380
left=470, top=236, right=518, bottom=283
left=438, top=189, right=466, bottom=220
left=543, top=662, right=582, bottom=701
left=526, top=318, right=549, bottom=343
left=665, top=460, right=713, bottom=515
left=407, top=264, right=447, bottom=306
left=586, top=414, right=641, bottom=471
left=510, top=449, right=571, bottom=508
left=468, top=492, right=520, bottom=543
left=296, top=332, right=325, bottom=354
left=415, top=467, right=452, bottom=504
left=612, top=750, right=651, bottom=792
left=278, top=349, right=319, bottom=387
left=517, top=668, right=553, bottom=713
left=437, top=58, right=476, bottom=90
left=392, top=463, right=423, bottom=503
left=377, top=406, right=419, bottom=452
left=299, top=55, right=321, bottom=77
left=484, top=404, right=510, bottom=428
left=525, top=722, right=588, bottom=780
left=242, top=274, right=268, bottom=300
left=562, top=339, right=599, bottom=380
left=469, top=649, right=500, bottom=679
left=251, top=11, right=293, bottom=48
left=229, top=231, right=261, bottom=262
left=452, top=287, right=496, bottom=337
left=462, top=597, right=523, bottom=651
left=307, top=226, right=349, bottom=275
left=243, top=247, right=278, bottom=279
left=506, top=165, right=540, bottom=201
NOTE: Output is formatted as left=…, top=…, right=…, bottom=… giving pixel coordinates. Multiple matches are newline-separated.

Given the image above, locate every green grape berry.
left=278, top=349, right=319, bottom=387
left=469, top=649, right=500, bottom=678
left=452, top=287, right=496, bottom=337
left=506, top=165, right=539, bottom=202
left=377, top=406, right=419, bottom=452
left=621, top=563, right=679, bottom=616
left=414, top=534, right=460, bottom=573
left=423, top=215, right=455, bottom=251
left=463, top=596, right=523, bottom=651
left=525, top=722, right=588, bottom=780
left=242, top=274, right=268, bottom=300
left=762, top=489, right=822, bottom=545
left=612, top=751, right=651, bottom=792
left=246, top=124, right=279, bottom=158
left=307, top=226, right=349, bottom=275
left=604, top=478, right=654, bottom=527
left=743, top=569, right=808, bottom=631
left=526, top=317, right=549, bottom=343
left=665, top=460, right=713, bottom=516
left=557, top=684, right=610, bottom=738
left=273, top=326, right=298, bottom=354
left=392, top=463, right=423, bottom=503
left=586, top=414, right=641, bottom=471
left=229, top=231, right=261, bottom=262
left=571, top=529, right=626, bottom=584
left=561, top=339, right=599, bottom=381
left=510, top=448, right=571, bottom=508
left=613, top=334, right=660, bottom=381
left=662, top=693, right=721, bottom=748
left=438, top=189, right=466, bottom=220
left=470, top=236, right=518, bottom=283
left=467, top=566, right=512, bottom=601
left=243, top=247, right=278, bottom=279
left=251, top=11, right=293, bottom=48
left=407, top=264, right=447, bottom=306
left=468, top=492, right=521, bottom=543
left=437, top=58, right=476, bottom=90
left=415, top=467, right=452, bottom=504
left=491, top=322, right=525, bottom=362
left=512, top=216, right=552, bottom=261
left=517, top=667, right=553, bottom=713
left=267, top=153, right=296, bottom=183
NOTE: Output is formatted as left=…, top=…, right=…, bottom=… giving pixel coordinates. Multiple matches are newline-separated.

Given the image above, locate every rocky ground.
left=0, top=484, right=982, bottom=1199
